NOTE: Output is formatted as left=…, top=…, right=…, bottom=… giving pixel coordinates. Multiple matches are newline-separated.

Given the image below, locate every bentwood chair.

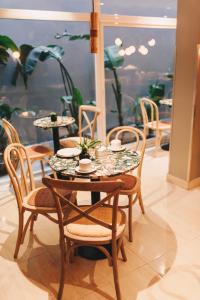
left=60, top=105, right=100, bottom=148
left=104, top=126, right=146, bottom=242
left=2, top=118, right=52, bottom=177
left=140, top=98, right=171, bottom=153
left=4, top=143, right=75, bottom=259
left=43, top=177, right=127, bottom=300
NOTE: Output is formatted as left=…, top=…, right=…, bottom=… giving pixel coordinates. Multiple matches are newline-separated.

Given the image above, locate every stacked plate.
left=56, top=148, right=81, bottom=158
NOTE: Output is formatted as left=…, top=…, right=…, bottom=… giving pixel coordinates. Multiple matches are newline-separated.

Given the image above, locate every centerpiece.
left=78, top=137, right=101, bottom=159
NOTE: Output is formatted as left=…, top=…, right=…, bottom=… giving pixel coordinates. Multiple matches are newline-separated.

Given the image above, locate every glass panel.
left=0, top=20, right=94, bottom=145
left=0, top=0, right=92, bottom=12
left=101, top=0, right=177, bottom=18
left=104, top=27, right=176, bottom=132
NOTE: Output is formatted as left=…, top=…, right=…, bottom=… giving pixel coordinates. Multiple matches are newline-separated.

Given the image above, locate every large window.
left=0, top=20, right=94, bottom=144
left=104, top=27, right=176, bottom=131
left=101, top=0, right=177, bottom=18
left=0, top=0, right=92, bottom=12
left=0, top=1, right=177, bottom=144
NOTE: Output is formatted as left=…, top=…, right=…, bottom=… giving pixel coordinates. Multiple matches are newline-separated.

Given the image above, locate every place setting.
left=48, top=138, right=140, bottom=178
left=56, top=147, right=81, bottom=158
left=108, top=139, right=126, bottom=152
left=75, top=158, right=96, bottom=174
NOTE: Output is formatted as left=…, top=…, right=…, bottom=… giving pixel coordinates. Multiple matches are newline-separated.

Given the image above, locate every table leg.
left=78, top=178, right=111, bottom=260
left=52, top=127, right=60, bottom=153
left=161, top=143, right=170, bottom=151
left=91, top=178, right=100, bottom=205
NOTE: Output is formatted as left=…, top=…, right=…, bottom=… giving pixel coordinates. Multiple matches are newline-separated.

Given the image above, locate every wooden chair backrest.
left=140, top=98, right=160, bottom=127
left=2, top=118, right=21, bottom=144
left=42, top=177, right=124, bottom=240
left=106, top=126, right=146, bottom=178
left=4, top=143, right=35, bottom=211
left=79, top=105, right=100, bottom=139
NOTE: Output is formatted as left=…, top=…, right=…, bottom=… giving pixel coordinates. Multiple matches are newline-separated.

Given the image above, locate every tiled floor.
left=1, top=150, right=200, bottom=300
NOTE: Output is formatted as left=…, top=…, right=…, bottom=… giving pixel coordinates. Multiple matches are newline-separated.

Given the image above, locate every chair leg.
left=40, top=160, right=45, bottom=177
left=30, top=213, right=38, bottom=231
left=120, top=240, right=127, bottom=262
left=57, top=236, right=66, bottom=300
left=14, top=211, right=24, bottom=259
left=138, top=190, right=145, bottom=214
left=112, top=239, right=122, bottom=300
left=128, top=195, right=133, bottom=242
left=155, top=130, right=162, bottom=153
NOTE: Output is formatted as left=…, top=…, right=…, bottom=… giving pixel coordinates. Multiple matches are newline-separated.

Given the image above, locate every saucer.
left=75, top=166, right=96, bottom=174
left=109, top=146, right=126, bottom=152
left=56, top=148, right=81, bottom=158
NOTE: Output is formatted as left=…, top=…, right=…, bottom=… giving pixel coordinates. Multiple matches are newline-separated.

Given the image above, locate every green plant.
left=0, top=35, right=85, bottom=125
left=132, top=97, right=143, bottom=127
left=104, top=45, right=125, bottom=126
left=78, top=137, right=101, bottom=154
left=54, top=31, right=90, bottom=121
left=56, top=31, right=125, bottom=126
left=22, top=44, right=84, bottom=124
left=49, top=112, right=57, bottom=122
left=0, top=35, right=34, bottom=88
left=148, top=82, right=165, bottom=106
left=0, top=103, right=21, bottom=140
left=0, top=102, right=22, bottom=175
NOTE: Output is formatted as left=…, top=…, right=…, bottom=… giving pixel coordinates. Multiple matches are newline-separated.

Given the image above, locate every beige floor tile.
left=144, top=237, right=200, bottom=299
left=127, top=208, right=180, bottom=263
left=1, top=150, right=200, bottom=299
left=82, top=264, right=161, bottom=300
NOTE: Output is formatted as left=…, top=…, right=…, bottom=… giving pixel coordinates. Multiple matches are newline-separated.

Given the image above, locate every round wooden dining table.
left=33, top=116, right=75, bottom=153
left=48, top=147, right=140, bottom=204
left=48, top=147, right=141, bottom=259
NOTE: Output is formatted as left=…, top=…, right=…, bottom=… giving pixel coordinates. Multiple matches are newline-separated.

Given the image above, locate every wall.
left=168, top=0, right=200, bottom=188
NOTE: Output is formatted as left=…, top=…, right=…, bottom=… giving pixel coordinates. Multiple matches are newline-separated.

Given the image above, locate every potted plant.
left=49, top=112, right=58, bottom=122
left=78, top=137, right=101, bottom=159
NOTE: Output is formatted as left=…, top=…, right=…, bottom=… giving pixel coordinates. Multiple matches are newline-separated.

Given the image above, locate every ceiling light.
left=128, top=45, right=136, bottom=54
left=148, top=39, right=156, bottom=47
left=119, top=49, right=125, bottom=56
left=100, top=2, right=104, bottom=5
left=138, top=46, right=149, bottom=55
left=115, top=38, right=122, bottom=46
left=125, top=46, right=136, bottom=56
left=12, top=51, right=20, bottom=59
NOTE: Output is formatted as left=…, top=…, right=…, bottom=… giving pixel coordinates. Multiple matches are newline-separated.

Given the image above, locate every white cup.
left=79, top=159, right=92, bottom=171
left=95, top=146, right=107, bottom=159
left=110, top=139, right=121, bottom=150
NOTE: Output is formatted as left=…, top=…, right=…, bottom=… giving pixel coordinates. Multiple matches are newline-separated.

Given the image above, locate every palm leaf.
left=24, top=45, right=65, bottom=75
left=104, top=45, right=124, bottom=69
left=0, top=35, right=18, bottom=52
left=0, top=48, right=9, bottom=64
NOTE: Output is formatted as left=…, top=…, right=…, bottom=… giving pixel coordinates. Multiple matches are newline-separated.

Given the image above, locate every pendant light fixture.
left=90, top=0, right=99, bottom=53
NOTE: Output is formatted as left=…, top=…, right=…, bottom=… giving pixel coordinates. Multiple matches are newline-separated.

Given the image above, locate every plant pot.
left=50, top=114, right=57, bottom=122
left=79, top=152, right=91, bottom=160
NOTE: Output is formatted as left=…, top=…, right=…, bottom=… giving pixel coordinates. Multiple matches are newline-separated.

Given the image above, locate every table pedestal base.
left=77, top=244, right=112, bottom=260
left=161, top=143, right=170, bottom=151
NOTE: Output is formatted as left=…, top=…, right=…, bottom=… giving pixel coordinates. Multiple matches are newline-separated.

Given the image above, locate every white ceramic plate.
left=75, top=166, right=96, bottom=174
left=56, top=148, right=81, bottom=158
left=109, top=146, right=126, bottom=152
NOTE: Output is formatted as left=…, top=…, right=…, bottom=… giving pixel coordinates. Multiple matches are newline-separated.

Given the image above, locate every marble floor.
left=1, top=150, right=200, bottom=300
